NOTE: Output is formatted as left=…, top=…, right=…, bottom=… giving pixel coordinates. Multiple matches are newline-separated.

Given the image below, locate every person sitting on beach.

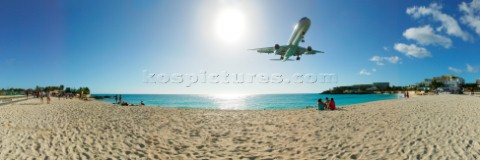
left=325, top=97, right=330, bottom=110
left=329, top=98, right=336, bottom=110
left=140, top=101, right=145, bottom=106
left=317, top=98, right=325, bottom=111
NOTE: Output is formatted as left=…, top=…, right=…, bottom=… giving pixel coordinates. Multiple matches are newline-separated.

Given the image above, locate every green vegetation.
left=0, top=88, right=27, bottom=95
left=0, top=85, right=90, bottom=95
left=464, top=83, right=479, bottom=92
left=322, top=85, right=407, bottom=94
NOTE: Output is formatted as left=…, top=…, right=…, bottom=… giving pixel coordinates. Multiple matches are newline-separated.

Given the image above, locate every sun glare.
left=211, top=93, right=248, bottom=100
left=215, top=9, right=246, bottom=43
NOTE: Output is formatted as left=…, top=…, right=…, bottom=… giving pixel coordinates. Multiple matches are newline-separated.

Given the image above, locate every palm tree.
left=83, top=87, right=90, bottom=95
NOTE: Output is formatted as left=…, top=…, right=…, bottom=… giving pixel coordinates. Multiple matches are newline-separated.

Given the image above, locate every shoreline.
left=91, top=93, right=400, bottom=110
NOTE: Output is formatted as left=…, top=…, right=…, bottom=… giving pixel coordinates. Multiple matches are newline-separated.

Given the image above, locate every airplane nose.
left=300, top=17, right=311, bottom=25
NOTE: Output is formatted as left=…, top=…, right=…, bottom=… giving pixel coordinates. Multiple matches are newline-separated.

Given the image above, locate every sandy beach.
left=0, top=95, right=480, bottom=159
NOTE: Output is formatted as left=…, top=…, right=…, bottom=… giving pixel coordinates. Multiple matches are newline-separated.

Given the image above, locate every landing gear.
left=296, top=56, right=300, bottom=60
left=301, top=39, right=305, bottom=43
left=280, top=56, right=284, bottom=60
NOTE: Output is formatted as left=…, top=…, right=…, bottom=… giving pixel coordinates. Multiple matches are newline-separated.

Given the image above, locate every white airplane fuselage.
left=250, top=17, right=322, bottom=61
left=283, top=17, right=311, bottom=61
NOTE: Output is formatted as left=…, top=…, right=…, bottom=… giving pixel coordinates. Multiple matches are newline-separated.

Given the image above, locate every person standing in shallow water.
left=119, top=95, right=122, bottom=104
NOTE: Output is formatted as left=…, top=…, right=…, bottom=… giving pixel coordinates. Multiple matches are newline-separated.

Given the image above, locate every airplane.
left=249, top=17, right=324, bottom=61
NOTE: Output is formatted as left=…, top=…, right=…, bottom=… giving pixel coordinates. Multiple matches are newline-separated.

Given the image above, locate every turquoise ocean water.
left=93, top=94, right=400, bottom=110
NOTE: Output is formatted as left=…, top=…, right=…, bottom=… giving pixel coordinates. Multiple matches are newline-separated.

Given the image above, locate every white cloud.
left=385, top=56, right=400, bottom=64
left=407, top=3, right=471, bottom=41
left=394, top=43, right=432, bottom=58
left=369, top=56, right=401, bottom=65
left=370, top=56, right=384, bottom=65
left=460, top=0, right=480, bottom=35
left=448, top=66, right=463, bottom=73
left=359, top=69, right=372, bottom=76
left=383, top=46, right=389, bottom=51
left=403, top=25, right=452, bottom=48
left=371, top=68, right=377, bottom=72
left=467, top=64, right=479, bottom=73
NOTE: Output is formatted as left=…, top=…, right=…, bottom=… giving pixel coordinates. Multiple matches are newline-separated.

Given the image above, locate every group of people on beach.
left=114, top=94, right=122, bottom=104
left=317, top=97, right=335, bottom=111
left=36, top=91, right=83, bottom=104
left=114, top=95, right=145, bottom=106
left=37, top=91, right=51, bottom=104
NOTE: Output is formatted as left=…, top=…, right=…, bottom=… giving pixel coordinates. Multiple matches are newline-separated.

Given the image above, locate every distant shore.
left=1, top=95, right=480, bottom=159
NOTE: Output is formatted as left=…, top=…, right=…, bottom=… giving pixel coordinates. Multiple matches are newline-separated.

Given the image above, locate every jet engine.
left=304, top=46, right=313, bottom=54
left=274, top=44, right=280, bottom=54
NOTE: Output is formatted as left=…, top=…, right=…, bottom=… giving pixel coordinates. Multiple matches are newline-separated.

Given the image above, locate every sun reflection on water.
left=209, top=94, right=249, bottom=110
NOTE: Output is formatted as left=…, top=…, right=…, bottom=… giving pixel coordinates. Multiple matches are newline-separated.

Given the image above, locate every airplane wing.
left=249, top=45, right=289, bottom=55
left=297, top=46, right=324, bottom=55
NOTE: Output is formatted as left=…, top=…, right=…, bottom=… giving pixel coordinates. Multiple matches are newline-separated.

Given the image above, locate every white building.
left=433, top=75, right=464, bottom=93
left=418, top=75, right=465, bottom=93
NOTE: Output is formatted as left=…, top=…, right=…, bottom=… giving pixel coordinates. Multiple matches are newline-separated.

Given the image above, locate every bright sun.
left=215, top=9, right=246, bottom=43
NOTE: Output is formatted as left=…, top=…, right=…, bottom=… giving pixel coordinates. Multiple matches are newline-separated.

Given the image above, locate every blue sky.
left=1, top=0, right=479, bottom=94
